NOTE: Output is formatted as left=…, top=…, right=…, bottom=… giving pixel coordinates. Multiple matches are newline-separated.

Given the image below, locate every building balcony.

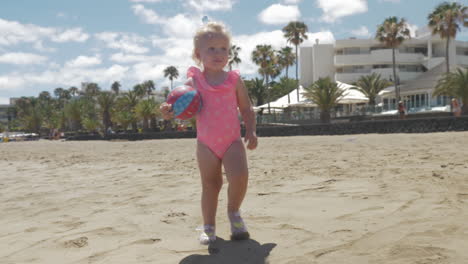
left=335, top=49, right=425, bottom=66
left=335, top=54, right=371, bottom=66
left=336, top=70, right=423, bottom=84
left=335, top=72, right=368, bottom=83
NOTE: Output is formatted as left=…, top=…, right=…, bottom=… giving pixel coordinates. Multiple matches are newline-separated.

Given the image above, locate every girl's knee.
left=202, top=177, right=223, bottom=191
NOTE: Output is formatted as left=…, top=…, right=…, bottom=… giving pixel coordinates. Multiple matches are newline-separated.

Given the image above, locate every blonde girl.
left=160, top=22, right=257, bottom=245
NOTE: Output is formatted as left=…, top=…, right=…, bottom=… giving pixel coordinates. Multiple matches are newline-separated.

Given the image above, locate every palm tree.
left=133, top=84, right=146, bottom=98
left=122, top=91, right=140, bottom=132
left=228, top=44, right=242, bottom=71
left=252, top=44, right=277, bottom=113
left=245, top=78, right=267, bottom=106
left=82, top=117, right=101, bottom=134
left=111, top=81, right=121, bottom=95
left=270, top=77, right=298, bottom=102
left=38, top=91, right=52, bottom=101
left=97, top=91, right=116, bottom=133
left=113, top=111, right=135, bottom=132
left=14, top=97, right=43, bottom=133
left=54, top=87, right=65, bottom=98
left=135, top=99, right=157, bottom=131
left=143, top=80, right=156, bottom=99
left=302, top=77, right=346, bottom=123
left=69, top=86, right=79, bottom=97
left=283, top=21, right=308, bottom=102
left=428, top=2, right=468, bottom=73
left=376, top=16, right=411, bottom=103
left=277, top=46, right=296, bottom=80
left=434, top=68, right=468, bottom=114
left=163, top=66, right=179, bottom=90
left=83, top=83, right=101, bottom=98
left=352, top=73, right=391, bottom=106
left=64, top=99, right=82, bottom=131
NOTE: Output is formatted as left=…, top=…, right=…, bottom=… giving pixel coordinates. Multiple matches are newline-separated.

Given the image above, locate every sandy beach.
left=1, top=132, right=468, bottom=264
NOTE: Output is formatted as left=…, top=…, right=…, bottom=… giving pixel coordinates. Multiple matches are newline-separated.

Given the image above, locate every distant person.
left=451, top=98, right=462, bottom=117
left=398, top=101, right=407, bottom=120
left=160, top=22, right=257, bottom=245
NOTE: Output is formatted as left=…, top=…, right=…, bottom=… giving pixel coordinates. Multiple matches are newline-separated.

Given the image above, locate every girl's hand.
left=160, top=102, right=174, bottom=120
left=244, top=131, right=258, bottom=150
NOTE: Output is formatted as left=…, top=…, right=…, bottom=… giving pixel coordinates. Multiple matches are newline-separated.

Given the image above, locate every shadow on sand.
left=179, top=237, right=276, bottom=264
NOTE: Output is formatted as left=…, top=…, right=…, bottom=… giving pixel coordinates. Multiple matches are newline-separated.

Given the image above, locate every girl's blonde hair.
left=192, top=21, right=231, bottom=65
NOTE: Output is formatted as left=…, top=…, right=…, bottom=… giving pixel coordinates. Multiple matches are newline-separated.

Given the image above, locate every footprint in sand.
left=162, top=212, right=187, bottom=224
left=64, top=236, right=88, bottom=248
left=132, top=238, right=161, bottom=245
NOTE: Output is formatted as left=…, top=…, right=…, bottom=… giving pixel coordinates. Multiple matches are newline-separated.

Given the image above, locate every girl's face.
left=196, top=33, right=229, bottom=71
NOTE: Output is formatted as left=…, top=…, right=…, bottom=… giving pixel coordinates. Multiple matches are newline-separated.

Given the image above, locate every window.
left=343, top=47, right=360, bottom=55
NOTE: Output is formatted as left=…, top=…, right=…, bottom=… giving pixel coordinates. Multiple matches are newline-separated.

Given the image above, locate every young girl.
left=160, top=22, right=257, bottom=245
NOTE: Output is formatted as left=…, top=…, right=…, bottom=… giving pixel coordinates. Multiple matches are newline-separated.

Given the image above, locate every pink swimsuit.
left=187, top=66, right=241, bottom=159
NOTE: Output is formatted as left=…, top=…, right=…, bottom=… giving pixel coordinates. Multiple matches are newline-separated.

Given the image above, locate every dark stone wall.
left=66, top=116, right=468, bottom=141
left=256, top=116, right=468, bottom=137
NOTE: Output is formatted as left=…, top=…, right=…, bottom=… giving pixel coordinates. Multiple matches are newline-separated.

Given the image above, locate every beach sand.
left=1, top=132, right=468, bottom=264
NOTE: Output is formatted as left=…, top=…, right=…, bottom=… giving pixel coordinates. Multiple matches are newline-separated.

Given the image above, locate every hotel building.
left=300, top=29, right=468, bottom=111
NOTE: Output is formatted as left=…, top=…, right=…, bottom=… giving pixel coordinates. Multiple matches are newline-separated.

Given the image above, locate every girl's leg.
left=223, top=140, right=248, bottom=212
left=197, top=141, right=223, bottom=227
left=223, top=139, right=250, bottom=240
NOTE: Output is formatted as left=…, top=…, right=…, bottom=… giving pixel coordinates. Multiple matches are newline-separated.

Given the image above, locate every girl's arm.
left=236, top=77, right=258, bottom=150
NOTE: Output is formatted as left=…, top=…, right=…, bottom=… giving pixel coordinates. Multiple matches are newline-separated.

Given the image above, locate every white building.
left=300, top=29, right=468, bottom=111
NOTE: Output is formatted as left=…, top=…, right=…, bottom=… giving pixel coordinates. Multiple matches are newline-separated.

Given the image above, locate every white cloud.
left=186, top=0, right=234, bottom=12
left=0, top=52, right=48, bottom=65
left=0, top=18, right=89, bottom=47
left=132, top=4, right=160, bottom=24
left=130, top=0, right=164, bottom=2
left=301, top=31, right=335, bottom=46
left=132, top=62, right=168, bottom=82
left=351, top=26, right=371, bottom=37
left=231, top=30, right=335, bottom=75
left=317, top=0, right=367, bottom=23
left=406, top=23, right=418, bottom=38
left=65, top=55, right=102, bottom=68
left=33, top=41, right=56, bottom=52
left=283, top=0, right=302, bottom=3
left=110, top=53, right=152, bottom=63
left=0, top=75, right=25, bottom=91
left=132, top=5, right=200, bottom=38
left=51, top=28, right=89, bottom=43
left=95, top=32, right=149, bottom=54
left=258, top=4, right=301, bottom=25
left=162, top=14, right=200, bottom=38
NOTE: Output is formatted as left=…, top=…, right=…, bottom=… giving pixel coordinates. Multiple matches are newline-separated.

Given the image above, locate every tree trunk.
left=150, top=116, right=157, bottom=131
left=295, top=44, right=299, bottom=102
left=286, top=65, right=290, bottom=104
left=103, top=111, right=111, bottom=133
left=266, top=75, right=271, bottom=114
left=462, top=101, right=468, bottom=115
left=320, top=109, right=330, bottom=124
left=143, top=118, right=149, bottom=131
left=131, top=121, right=137, bottom=133
left=392, top=47, right=399, bottom=105
left=445, top=36, right=450, bottom=73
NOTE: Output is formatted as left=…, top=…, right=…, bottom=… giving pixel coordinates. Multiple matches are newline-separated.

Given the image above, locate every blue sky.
left=0, top=0, right=467, bottom=104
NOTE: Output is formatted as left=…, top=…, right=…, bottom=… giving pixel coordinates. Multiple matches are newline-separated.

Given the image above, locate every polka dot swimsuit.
left=187, top=66, right=241, bottom=159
